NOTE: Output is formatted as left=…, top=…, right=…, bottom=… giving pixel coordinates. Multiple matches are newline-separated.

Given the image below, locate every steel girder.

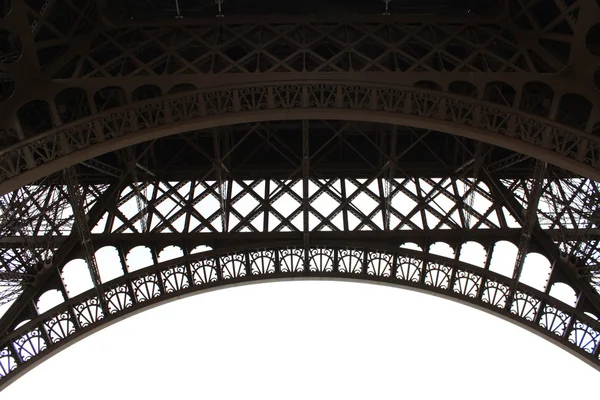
left=0, top=0, right=599, bottom=389
left=1, top=242, right=600, bottom=389
left=3, top=80, right=600, bottom=193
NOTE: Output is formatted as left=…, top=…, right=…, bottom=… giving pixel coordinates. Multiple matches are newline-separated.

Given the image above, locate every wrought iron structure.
left=0, top=0, right=600, bottom=388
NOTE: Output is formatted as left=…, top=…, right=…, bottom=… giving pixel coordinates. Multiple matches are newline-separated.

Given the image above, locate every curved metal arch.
left=1, top=242, right=599, bottom=390
left=1, top=80, right=600, bottom=195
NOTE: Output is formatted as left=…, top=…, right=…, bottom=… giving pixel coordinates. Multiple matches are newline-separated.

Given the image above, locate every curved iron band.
left=0, top=241, right=599, bottom=390
left=1, top=80, right=599, bottom=195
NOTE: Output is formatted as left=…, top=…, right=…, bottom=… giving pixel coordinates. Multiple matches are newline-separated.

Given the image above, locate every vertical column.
left=464, top=142, right=484, bottom=229
left=49, top=95, right=104, bottom=305
left=213, top=128, right=228, bottom=233
left=385, top=126, right=397, bottom=231
left=302, top=120, right=310, bottom=270
left=63, top=167, right=104, bottom=307
left=510, top=160, right=547, bottom=298
left=126, top=148, right=149, bottom=234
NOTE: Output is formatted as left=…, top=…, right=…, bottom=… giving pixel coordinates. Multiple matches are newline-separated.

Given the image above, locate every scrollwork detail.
left=279, top=248, right=304, bottom=273
left=73, top=297, right=104, bottom=328
left=481, top=280, right=510, bottom=309
left=250, top=250, right=276, bottom=275
left=131, top=273, right=162, bottom=303
left=396, top=256, right=422, bottom=282
left=424, top=262, right=451, bottom=289
left=273, top=85, right=302, bottom=109
left=0, top=348, right=17, bottom=378
left=539, top=305, right=570, bottom=336
left=161, top=265, right=189, bottom=293
left=104, top=285, right=134, bottom=314
left=308, top=248, right=334, bottom=272
left=453, top=270, right=481, bottom=298
left=510, top=291, right=540, bottom=322
left=0, top=82, right=598, bottom=187
left=337, top=249, right=363, bottom=274
left=190, top=259, right=218, bottom=285
left=238, top=87, right=269, bottom=111
left=220, top=253, right=247, bottom=279
left=568, top=320, right=599, bottom=354
left=308, top=84, right=336, bottom=108
left=13, top=328, right=47, bottom=362
left=367, top=251, right=392, bottom=277
left=43, top=312, right=76, bottom=344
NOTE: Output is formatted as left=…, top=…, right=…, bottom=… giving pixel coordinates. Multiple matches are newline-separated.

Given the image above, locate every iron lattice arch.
left=2, top=243, right=600, bottom=385
left=1, top=0, right=600, bottom=389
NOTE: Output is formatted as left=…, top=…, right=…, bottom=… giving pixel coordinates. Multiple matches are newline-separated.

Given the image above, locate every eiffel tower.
left=0, top=0, right=599, bottom=387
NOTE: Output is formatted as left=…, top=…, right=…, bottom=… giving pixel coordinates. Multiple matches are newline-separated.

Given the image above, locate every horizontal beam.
left=2, top=82, right=599, bottom=195
left=0, top=229, right=596, bottom=248
left=75, top=165, right=541, bottom=184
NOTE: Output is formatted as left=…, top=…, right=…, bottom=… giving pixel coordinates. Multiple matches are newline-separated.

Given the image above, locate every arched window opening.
left=17, top=100, right=53, bottom=138
left=448, top=81, right=478, bottom=98
left=459, top=242, right=486, bottom=268
left=191, top=245, right=213, bottom=254
left=489, top=241, right=518, bottom=277
left=36, top=290, right=65, bottom=314
left=519, top=252, right=552, bottom=291
left=126, top=246, right=154, bottom=273
left=158, top=245, right=184, bottom=263
left=594, top=121, right=600, bottom=137
left=0, top=29, right=21, bottom=63
left=586, top=23, right=600, bottom=56
left=519, top=82, right=554, bottom=117
left=168, top=83, right=197, bottom=94
left=14, top=320, right=30, bottom=330
left=55, top=87, right=91, bottom=123
left=0, top=1, right=10, bottom=18
left=414, top=80, right=442, bottom=91
left=556, top=93, right=592, bottom=130
left=399, top=242, right=423, bottom=252
left=549, top=282, right=578, bottom=307
left=483, top=81, right=515, bottom=107
left=131, top=84, right=162, bottom=102
left=0, top=128, right=17, bottom=148
left=584, top=312, right=599, bottom=321
left=61, top=258, right=94, bottom=298
left=538, top=37, right=571, bottom=65
left=94, top=86, right=126, bottom=112
left=429, top=242, right=454, bottom=259
left=95, top=246, right=124, bottom=283
left=0, top=68, right=14, bottom=102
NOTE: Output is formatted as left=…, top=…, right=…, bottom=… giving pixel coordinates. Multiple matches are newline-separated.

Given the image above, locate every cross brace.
left=511, top=160, right=547, bottom=293
left=485, top=170, right=600, bottom=314
left=63, top=166, right=103, bottom=299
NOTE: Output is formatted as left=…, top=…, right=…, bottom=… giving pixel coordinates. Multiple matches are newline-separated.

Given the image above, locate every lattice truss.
left=55, top=21, right=560, bottom=77
left=17, top=0, right=589, bottom=78
left=0, top=119, right=600, bottom=377
left=0, top=181, right=105, bottom=305
left=504, top=174, right=600, bottom=280
left=0, top=0, right=600, bottom=388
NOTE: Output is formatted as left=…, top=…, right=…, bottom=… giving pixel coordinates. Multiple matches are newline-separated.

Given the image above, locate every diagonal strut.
left=63, top=166, right=104, bottom=302
left=512, top=160, right=547, bottom=288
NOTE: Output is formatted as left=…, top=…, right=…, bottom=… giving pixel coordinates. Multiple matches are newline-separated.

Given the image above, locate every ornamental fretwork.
left=0, top=0, right=600, bottom=389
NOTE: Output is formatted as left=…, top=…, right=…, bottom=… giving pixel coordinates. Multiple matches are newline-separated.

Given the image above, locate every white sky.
left=2, top=281, right=598, bottom=399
